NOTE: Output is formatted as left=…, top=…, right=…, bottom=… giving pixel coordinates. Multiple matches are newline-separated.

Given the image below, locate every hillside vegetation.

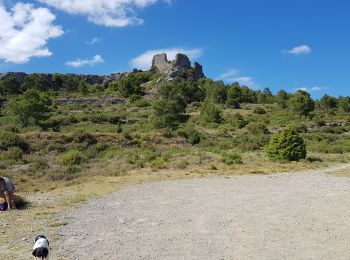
left=0, top=71, right=350, bottom=192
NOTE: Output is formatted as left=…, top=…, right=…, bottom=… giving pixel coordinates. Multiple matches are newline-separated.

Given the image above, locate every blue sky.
left=1, top=0, right=350, bottom=98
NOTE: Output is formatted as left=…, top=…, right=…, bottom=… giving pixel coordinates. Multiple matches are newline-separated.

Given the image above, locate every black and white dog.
left=32, top=235, right=49, bottom=259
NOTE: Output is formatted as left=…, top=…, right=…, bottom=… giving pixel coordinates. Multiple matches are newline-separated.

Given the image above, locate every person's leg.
left=8, top=191, right=16, bottom=209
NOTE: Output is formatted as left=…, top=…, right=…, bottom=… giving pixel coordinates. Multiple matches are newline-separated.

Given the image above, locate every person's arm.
left=4, top=191, right=12, bottom=210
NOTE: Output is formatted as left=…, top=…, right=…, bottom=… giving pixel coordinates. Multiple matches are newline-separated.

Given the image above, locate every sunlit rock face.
left=151, top=53, right=205, bottom=82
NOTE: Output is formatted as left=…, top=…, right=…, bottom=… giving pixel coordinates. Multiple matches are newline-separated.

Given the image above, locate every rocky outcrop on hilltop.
left=151, top=53, right=205, bottom=82
left=0, top=53, right=205, bottom=89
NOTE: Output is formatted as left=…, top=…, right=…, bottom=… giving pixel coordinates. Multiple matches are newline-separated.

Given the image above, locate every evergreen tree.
left=320, top=94, right=337, bottom=110
left=6, top=89, right=52, bottom=127
left=266, top=127, right=307, bottom=161
left=289, top=90, right=315, bottom=117
left=276, top=89, right=289, bottom=108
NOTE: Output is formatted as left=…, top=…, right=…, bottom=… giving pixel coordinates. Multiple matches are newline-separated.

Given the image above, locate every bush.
left=320, top=126, right=347, bottom=134
left=287, top=123, right=308, bottom=133
left=111, top=72, right=150, bottom=98
left=0, top=147, right=23, bottom=162
left=177, top=125, right=202, bottom=145
left=221, top=152, right=243, bottom=165
left=0, top=131, right=28, bottom=151
left=266, top=128, right=306, bottom=161
left=58, top=150, right=85, bottom=166
left=230, top=113, right=248, bottom=129
left=177, top=160, right=189, bottom=169
left=246, top=122, right=269, bottom=135
left=200, top=101, right=222, bottom=124
left=228, top=133, right=270, bottom=152
left=6, top=89, right=52, bottom=127
left=152, top=97, right=187, bottom=129
left=253, top=107, right=266, bottom=114
left=73, top=132, right=97, bottom=145
left=150, top=157, right=166, bottom=169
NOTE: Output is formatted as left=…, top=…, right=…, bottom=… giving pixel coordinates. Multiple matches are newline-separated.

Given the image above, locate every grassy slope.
left=1, top=91, right=350, bottom=258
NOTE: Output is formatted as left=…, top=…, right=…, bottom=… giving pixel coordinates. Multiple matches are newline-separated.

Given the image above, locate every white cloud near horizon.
left=130, top=48, right=203, bottom=70
left=0, top=2, right=63, bottom=64
left=296, top=86, right=325, bottom=93
left=218, top=69, right=239, bottom=80
left=284, top=45, right=311, bottom=56
left=38, top=0, right=172, bottom=27
left=218, top=69, right=258, bottom=88
left=66, top=54, right=104, bottom=68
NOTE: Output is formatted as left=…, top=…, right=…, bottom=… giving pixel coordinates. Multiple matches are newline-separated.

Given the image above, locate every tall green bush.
left=200, top=100, right=222, bottom=124
left=266, top=128, right=306, bottom=161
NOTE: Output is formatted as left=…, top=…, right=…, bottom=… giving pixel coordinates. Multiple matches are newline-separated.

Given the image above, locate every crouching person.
left=0, top=177, right=16, bottom=211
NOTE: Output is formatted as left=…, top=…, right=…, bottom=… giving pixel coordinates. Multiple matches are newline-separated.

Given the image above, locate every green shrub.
left=246, top=122, right=269, bottom=135
left=73, top=132, right=97, bottom=145
left=58, top=150, right=85, bottom=166
left=266, top=128, right=306, bottom=161
left=29, top=159, right=48, bottom=173
left=177, top=160, right=189, bottom=169
left=111, top=71, right=150, bottom=98
left=320, top=126, right=347, bottom=134
left=151, top=157, right=166, bottom=169
left=253, top=107, right=266, bottom=114
left=0, top=147, right=23, bottom=162
left=230, top=113, right=248, bottom=129
left=6, top=89, right=52, bottom=127
left=200, top=101, right=222, bottom=124
left=128, top=94, right=142, bottom=103
left=221, top=152, right=243, bottom=165
left=132, top=98, right=151, bottom=107
left=313, top=117, right=326, bottom=127
left=287, top=123, right=308, bottom=133
left=152, top=98, right=187, bottom=129
left=0, top=131, right=28, bottom=151
left=177, top=125, right=202, bottom=145
left=228, top=133, right=270, bottom=151
left=64, top=165, right=81, bottom=175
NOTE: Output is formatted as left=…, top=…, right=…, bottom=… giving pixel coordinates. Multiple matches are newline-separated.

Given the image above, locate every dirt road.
left=56, top=165, right=350, bottom=259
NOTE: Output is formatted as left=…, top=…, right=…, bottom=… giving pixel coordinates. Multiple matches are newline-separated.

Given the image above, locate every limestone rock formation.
left=0, top=53, right=205, bottom=91
left=151, top=54, right=173, bottom=73
left=151, top=53, right=205, bottom=82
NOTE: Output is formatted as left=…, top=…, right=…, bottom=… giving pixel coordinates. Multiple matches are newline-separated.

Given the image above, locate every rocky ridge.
left=0, top=53, right=205, bottom=86
left=0, top=72, right=125, bottom=87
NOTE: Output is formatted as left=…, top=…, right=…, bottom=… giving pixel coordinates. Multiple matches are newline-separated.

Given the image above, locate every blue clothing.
left=0, top=202, right=8, bottom=211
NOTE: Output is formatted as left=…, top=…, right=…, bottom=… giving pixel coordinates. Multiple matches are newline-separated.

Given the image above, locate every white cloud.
left=233, top=77, right=257, bottom=88
left=218, top=69, right=239, bottom=80
left=66, top=54, right=104, bottom=68
left=0, top=2, right=63, bottom=64
left=86, top=37, right=100, bottom=45
left=296, top=86, right=324, bottom=93
left=39, top=0, right=172, bottom=27
left=131, top=47, right=203, bottom=70
left=218, top=69, right=258, bottom=88
left=310, top=86, right=321, bottom=92
left=284, top=45, right=311, bottom=56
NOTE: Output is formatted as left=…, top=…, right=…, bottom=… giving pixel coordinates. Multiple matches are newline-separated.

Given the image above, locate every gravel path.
left=56, top=165, right=350, bottom=259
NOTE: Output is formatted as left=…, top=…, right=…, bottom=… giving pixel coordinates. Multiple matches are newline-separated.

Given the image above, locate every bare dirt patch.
left=55, top=165, right=350, bottom=259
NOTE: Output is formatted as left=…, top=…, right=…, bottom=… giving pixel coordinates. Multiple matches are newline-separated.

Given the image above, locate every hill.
left=0, top=53, right=350, bottom=194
